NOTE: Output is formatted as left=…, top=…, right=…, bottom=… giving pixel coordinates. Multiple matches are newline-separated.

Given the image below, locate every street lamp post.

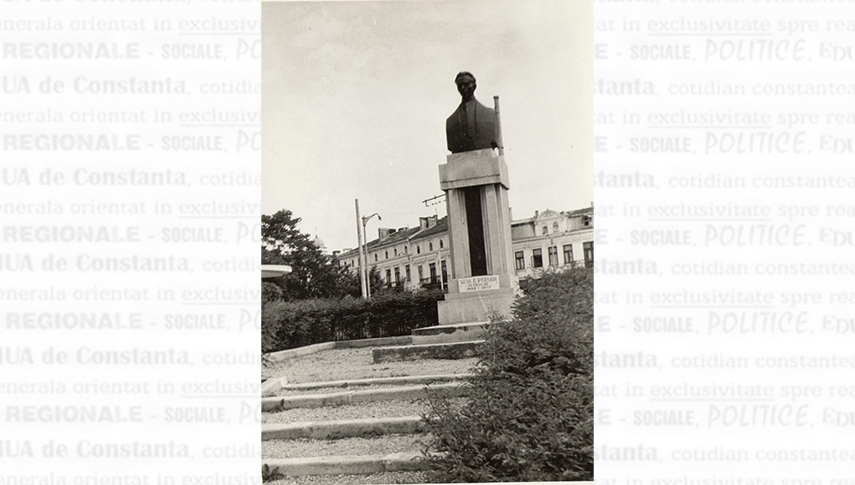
left=354, top=200, right=368, bottom=299
left=361, top=212, right=381, bottom=298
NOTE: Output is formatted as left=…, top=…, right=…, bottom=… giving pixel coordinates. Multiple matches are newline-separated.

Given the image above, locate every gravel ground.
left=262, top=398, right=468, bottom=425
left=263, top=347, right=476, bottom=383
left=262, top=434, right=430, bottom=459
left=265, top=471, right=430, bottom=484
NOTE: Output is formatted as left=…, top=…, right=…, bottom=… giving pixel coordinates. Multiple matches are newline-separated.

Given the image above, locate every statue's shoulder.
left=446, top=103, right=465, bottom=124
left=475, top=100, right=496, bottom=119
left=474, top=100, right=495, bottom=116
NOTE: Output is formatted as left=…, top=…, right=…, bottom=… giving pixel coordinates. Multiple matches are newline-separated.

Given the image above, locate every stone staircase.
left=261, top=322, right=488, bottom=483
left=261, top=373, right=471, bottom=482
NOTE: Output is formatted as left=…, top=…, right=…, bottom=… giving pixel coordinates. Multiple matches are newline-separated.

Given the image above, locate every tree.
left=362, top=265, right=390, bottom=296
left=262, top=209, right=358, bottom=301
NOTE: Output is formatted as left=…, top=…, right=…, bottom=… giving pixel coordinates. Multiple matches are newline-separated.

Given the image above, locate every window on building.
left=532, top=248, right=543, bottom=268
left=429, top=242, right=433, bottom=251
left=385, top=268, right=392, bottom=284
left=418, top=265, right=424, bottom=281
left=394, top=248, right=397, bottom=256
left=385, top=250, right=388, bottom=259
left=582, top=215, right=591, bottom=227
left=394, top=267, right=401, bottom=284
left=515, top=251, right=525, bottom=270
left=440, top=239, right=444, bottom=249
left=405, top=265, right=411, bottom=282
left=429, top=262, right=437, bottom=283
left=553, top=222, right=559, bottom=233
left=404, top=246, right=408, bottom=254
left=542, top=226, right=548, bottom=235
left=374, top=254, right=378, bottom=262
left=584, top=242, right=594, bottom=268
left=440, top=260, right=447, bottom=284
left=548, top=246, right=559, bottom=267
left=563, top=244, right=574, bottom=265
left=417, top=246, right=420, bottom=254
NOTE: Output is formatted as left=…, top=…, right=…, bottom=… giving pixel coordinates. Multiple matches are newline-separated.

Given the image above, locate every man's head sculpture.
left=446, top=72, right=499, bottom=154
left=455, top=72, right=477, bottom=102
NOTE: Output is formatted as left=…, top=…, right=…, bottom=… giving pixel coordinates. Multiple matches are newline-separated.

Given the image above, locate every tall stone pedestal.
left=437, top=149, right=518, bottom=325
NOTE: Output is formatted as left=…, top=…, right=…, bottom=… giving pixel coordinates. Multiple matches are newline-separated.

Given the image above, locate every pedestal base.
left=437, top=148, right=517, bottom=326
left=437, top=286, right=516, bottom=326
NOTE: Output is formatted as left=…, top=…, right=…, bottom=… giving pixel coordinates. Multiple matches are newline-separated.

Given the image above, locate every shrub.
left=424, top=268, right=593, bottom=482
left=262, top=289, right=443, bottom=353
left=261, top=282, right=284, bottom=304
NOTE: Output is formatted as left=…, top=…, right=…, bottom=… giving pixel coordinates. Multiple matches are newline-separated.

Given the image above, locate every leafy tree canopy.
left=262, top=209, right=357, bottom=301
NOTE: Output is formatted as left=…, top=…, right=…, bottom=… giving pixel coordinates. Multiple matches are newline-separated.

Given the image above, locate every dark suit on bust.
left=446, top=99, right=499, bottom=154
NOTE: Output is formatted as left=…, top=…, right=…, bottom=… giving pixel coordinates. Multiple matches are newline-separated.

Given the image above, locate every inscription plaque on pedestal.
left=458, top=275, right=500, bottom=293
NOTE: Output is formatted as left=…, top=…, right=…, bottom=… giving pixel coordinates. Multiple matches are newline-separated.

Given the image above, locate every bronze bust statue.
left=446, top=72, right=499, bottom=154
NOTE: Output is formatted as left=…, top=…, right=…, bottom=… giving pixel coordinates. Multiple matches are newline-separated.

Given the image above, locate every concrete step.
left=262, top=452, right=428, bottom=479
left=281, top=373, right=472, bottom=391
left=262, top=416, right=424, bottom=441
left=372, top=340, right=484, bottom=364
left=266, top=336, right=413, bottom=363
left=262, top=382, right=469, bottom=412
left=412, top=321, right=489, bottom=345
left=264, top=471, right=428, bottom=485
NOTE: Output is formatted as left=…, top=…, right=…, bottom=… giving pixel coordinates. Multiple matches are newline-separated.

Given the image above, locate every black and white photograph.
left=260, top=1, right=593, bottom=482
left=6, top=1, right=855, bottom=485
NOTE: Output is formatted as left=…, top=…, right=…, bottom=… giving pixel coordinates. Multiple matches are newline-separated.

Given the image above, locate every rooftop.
left=511, top=206, right=594, bottom=225
left=338, top=217, right=449, bottom=258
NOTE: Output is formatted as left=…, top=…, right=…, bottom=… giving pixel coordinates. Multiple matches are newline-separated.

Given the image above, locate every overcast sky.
left=262, top=0, right=593, bottom=252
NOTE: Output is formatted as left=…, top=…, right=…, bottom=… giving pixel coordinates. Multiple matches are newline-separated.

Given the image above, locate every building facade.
left=510, top=207, right=594, bottom=278
left=336, top=207, right=593, bottom=291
